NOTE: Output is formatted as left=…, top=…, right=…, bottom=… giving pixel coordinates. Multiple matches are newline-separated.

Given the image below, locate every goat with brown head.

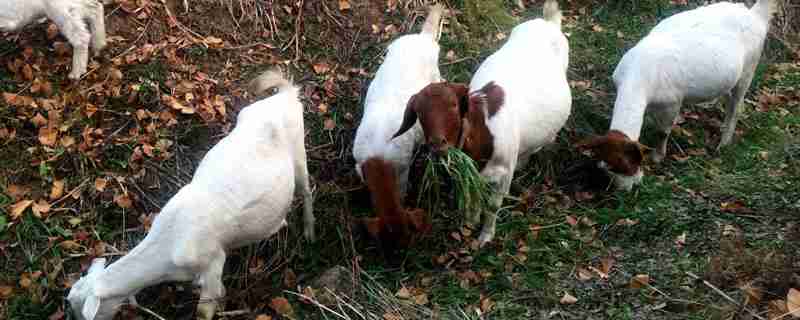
left=393, top=82, right=505, bottom=168
left=576, top=130, right=652, bottom=190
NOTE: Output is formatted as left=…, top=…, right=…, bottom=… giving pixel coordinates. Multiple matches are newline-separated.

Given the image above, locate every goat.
left=0, top=0, right=108, bottom=80
left=67, top=69, right=315, bottom=320
left=578, top=0, right=776, bottom=191
left=351, top=5, right=444, bottom=251
left=393, top=0, right=571, bottom=246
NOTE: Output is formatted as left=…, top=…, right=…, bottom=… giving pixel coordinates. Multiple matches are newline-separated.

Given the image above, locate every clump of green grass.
left=418, top=148, right=495, bottom=220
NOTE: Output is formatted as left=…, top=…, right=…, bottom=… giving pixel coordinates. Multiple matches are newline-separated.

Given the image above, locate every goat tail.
left=248, top=68, right=293, bottom=97
left=421, top=4, right=445, bottom=41
left=543, top=0, right=562, bottom=28
left=752, top=0, right=777, bottom=23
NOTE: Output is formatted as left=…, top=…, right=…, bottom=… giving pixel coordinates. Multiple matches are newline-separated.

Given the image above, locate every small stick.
left=129, top=303, right=167, bottom=320
left=216, top=309, right=251, bottom=316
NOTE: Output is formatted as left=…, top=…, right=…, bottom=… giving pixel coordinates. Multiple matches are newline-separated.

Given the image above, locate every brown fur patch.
left=576, top=130, right=649, bottom=176
left=471, top=81, right=505, bottom=117
left=361, top=157, right=430, bottom=251
left=462, top=94, right=496, bottom=170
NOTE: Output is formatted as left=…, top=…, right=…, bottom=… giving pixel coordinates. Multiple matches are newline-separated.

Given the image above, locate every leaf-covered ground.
left=1, top=0, right=799, bottom=319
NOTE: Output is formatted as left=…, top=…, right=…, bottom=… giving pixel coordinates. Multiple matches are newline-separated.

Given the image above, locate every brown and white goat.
left=393, top=0, right=570, bottom=246
left=352, top=5, right=443, bottom=250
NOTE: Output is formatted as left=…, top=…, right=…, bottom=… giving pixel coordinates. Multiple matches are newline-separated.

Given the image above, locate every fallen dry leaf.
left=413, top=292, right=429, bottom=305
left=338, top=0, right=351, bottom=10
left=269, top=297, right=294, bottom=318
left=31, top=113, right=48, bottom=127
left=769, top=300, right=789, bottom=319
left=0, top=285, right=12, bottom=299
left=113, top=193, right=132, bottom=209
left=629, top=274, right=650, bottom=289
left=615, top=218, right=639, bottom=226
left=255, top=315, right=272, bottom=320
left=9, top=199, right=33, bottom=220
left=720, top=200, right=752, bottom=213
left=31, top=199, right=52, bottom=218
left=38, top=126, right=58, bottom=146
left=50, top=179, right=65, bottom=200
left=788, top=288, right=800, bottom=318
left=560, top=292, right=578, bottom=305
left=6, top=184, right=30, bottom=201
left=741, top=284, right=762, bottom=306
left=59, top=240, right=82, bottom=252
left=323, top=118, right=336, bottom=131
left=565, top=215, right=578, bottom=226
left=576, top=268, right=593, bottom=281
left=446, top=50, right=457, bottom=61
left=313, top=62, right=331, bottom=74
left=95, top=178, right=107, bottom=192
left=480, top=296, right=495, bottom=313
left=395, top=286, right=412, bottom=299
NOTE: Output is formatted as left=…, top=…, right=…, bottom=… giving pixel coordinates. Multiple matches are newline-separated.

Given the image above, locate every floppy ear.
left=407, top=208, right=431, bottom=235
left=392, top=94, right=419, bottom=139
left=363, top=217, right=383, bottom=240
left=447, top=83, right=470, bottom=117
left=82, top=294, right=101, bottom=320
left=470, top=81, right=505, bottom=117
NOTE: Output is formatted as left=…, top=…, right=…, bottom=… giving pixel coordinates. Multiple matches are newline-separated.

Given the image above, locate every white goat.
left=578, top=0, right=776, bottom=191
left=394, top=0, right=571, bottom=246
left=67, top=69, right=315, bottom=320
left=352, top=5, right=443, bottom=250
left=0, top=0, right=107, bottom=80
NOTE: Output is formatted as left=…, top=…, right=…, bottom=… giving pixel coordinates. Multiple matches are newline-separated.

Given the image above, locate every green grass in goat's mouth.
left=419, top=148, right=496, bottom=220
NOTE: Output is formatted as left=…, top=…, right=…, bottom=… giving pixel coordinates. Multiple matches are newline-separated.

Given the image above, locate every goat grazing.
left=0, top=0, right=108, bottom=80
left=352, top=5, right=444, bottom=251
left=578, top=0, right=776, bottom=190
left=67, top=69, right=315, bottom=320
left=393, top=0, right=571, bottom=246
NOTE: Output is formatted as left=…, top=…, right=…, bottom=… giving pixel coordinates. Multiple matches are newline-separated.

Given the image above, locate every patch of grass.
left=419, top=148, right=495, bottom=220
left=125, top=59, right=169, bottom=104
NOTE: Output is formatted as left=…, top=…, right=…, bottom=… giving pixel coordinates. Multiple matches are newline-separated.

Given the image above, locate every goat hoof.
left=715, top=140, right=732, bottom=153
left=304, top=228, right=316, bottom=242
left=196, top=302, right=217, bottom=320
left=649, top=151, right=665, bottom=164
left=68, top=71, right=84, bottom=81
left=478, top=232, right=494, bottom=248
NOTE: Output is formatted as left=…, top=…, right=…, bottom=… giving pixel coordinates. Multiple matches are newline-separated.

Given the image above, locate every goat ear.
left=407, top=208, right=431, bottom=235
left=363, top=217, right=383, bottom=240
left=470, top=81, right=504, bottom=118
left=447, top=83, right=470, bottom=117
left=392, top=94, right=419, bottom=139
left=82, top=294, right=101, bottom=320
